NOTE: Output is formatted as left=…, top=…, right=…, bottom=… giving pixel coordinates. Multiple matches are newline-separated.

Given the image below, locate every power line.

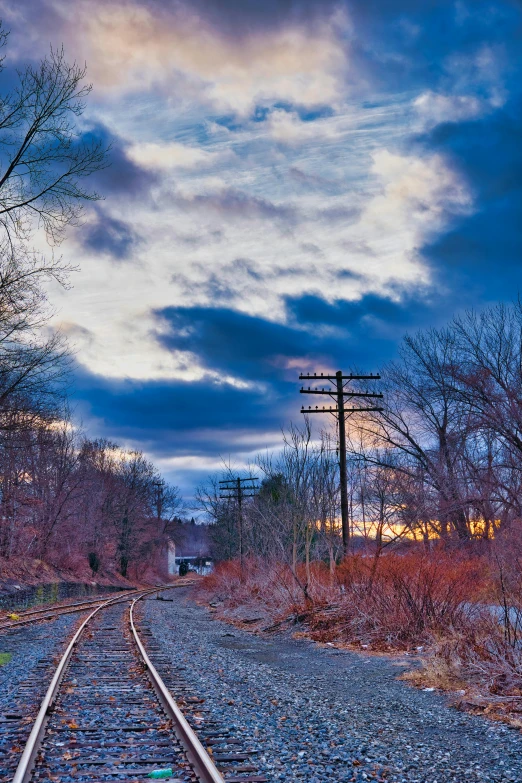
left=299, top=369, right=383, bottom=556
left=219, top=476, right=258, bottom=578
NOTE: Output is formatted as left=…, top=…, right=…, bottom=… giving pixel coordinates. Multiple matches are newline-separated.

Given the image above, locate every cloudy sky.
left=2, top=0, right=521, bottom=493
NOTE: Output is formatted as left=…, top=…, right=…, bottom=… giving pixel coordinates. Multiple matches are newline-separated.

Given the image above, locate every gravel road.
left=144, top=587, right=522, bottom=783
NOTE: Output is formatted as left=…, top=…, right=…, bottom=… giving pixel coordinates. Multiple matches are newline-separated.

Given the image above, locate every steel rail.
left=0, top=589, right=140, bottom=631
left=10, top=585, right=178, bottom=783
left=130, top=591, right=225, bottom=783
left=1, top=590, right=134, bottom=618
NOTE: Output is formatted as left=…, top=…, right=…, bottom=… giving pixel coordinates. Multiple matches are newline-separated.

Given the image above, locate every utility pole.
left=299, top=370, right=383, bottom=556
left=152, top=479, right=163, bottom=527
left=219, top=476, right=258, bottom=579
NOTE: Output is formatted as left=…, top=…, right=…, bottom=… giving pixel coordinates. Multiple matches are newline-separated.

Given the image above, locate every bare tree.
left=0, top=247, right=71, bottom=429
left=106, top=450, right=157, bottom=577
left=0, top=31, right=108, bottom=432
left=452, top=302, right=522, bottom=471
left=308, top=430, right=341, bottom=577
left=74, top=440, right=181, bottom=577
left=348, top=328, right=474, bottom=540
left=24, top=417, right=81, bottom=559
left=151, top=478, right=184, bottom=534
left=0, top=34, right=107, bottom=247
left=196, top=473, right=243, bottom=562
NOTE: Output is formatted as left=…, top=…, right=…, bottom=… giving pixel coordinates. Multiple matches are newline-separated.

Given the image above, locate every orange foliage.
left=310, top=551, right=490, bottom=649
left=201, top=550, right=492, bottom=650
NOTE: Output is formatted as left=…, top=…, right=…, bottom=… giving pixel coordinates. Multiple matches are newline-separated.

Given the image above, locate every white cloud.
left=11, top=1, right=471, bottom=387
left=445, top=44, right=506, bottom=101
left=0, top=0, right=485, bottom=489
left=48, top=140, right=471, bottom=385
left=127, top=141, right=225, bottom=170
left=265, top=109, right=341, bottom=144
left=413, top=91, right=486, bottom=128
left=412, top=42, right=507, bottom=130
left=19, top=1, right=350, bottom=115
left=366, top=149, right=471, bottom=238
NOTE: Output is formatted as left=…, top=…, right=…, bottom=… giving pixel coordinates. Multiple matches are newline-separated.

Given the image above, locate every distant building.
left=174, top=555, right=213, bottom=575
left=165, top=536, right=213, bottom=576
left=167, top=540, right=177, bottom=576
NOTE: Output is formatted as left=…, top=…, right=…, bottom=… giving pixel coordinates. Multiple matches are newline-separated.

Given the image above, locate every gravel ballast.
left=144, top=587, right=522, bottom=783
left=0, top=613, right=78, bottom=710
left=0, top=613, right=79, bottom=781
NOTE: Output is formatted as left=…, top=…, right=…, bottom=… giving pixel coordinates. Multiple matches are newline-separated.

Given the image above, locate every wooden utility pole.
left=219, top=476, right=258, bottom=579
left=336, top=371, right=350, bottom=555
left=299, top=370, right=382, bottom=555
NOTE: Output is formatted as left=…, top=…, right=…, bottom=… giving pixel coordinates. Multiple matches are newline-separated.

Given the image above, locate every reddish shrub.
left=202, top=551, right=491, bottom=648
left=308, top=551, right=489, bottom=648
left=198, top=558, right=304, bottom=618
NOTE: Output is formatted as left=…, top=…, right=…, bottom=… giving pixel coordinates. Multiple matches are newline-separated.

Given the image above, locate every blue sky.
left=2, top=0, right=521, bottom=494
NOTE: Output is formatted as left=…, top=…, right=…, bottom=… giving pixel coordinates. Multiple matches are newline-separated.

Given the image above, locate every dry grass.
left=0, top=554, right=136, bottom=593
left=201, top=551, right=488, bottom=646
left=199, top=558, right=303, bottom=621
left=403, top=621, right=522, bottom=727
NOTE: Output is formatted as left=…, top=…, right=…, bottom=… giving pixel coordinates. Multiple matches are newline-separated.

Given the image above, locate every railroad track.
left=4, top=585, right=254, bottom=783
left=0, top=589, right=140, bottom=632
left=1, top=589, right=143, bottom=782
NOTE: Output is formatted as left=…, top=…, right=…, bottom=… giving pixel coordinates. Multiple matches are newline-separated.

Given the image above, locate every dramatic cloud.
left=2, top=0, right=349, bottom=113
left=265, top=108, right=341, bottom=144
left=156, top=305, right=320, bottom=382
left=73, top=291, right=438, bottom=491
left=170, top=187, right=298, bottom=226
left=413, top=92, right=490, bottom=129
left=1, top=0, right=520, bottom=493
left=81, top=124, right=158, bottom=197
